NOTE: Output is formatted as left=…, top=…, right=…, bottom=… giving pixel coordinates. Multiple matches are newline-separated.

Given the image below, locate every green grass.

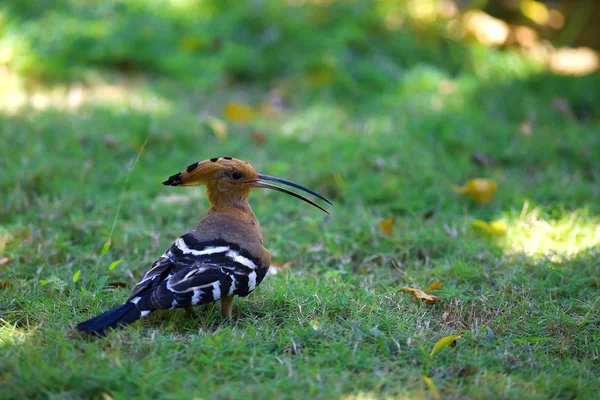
left=1, top=1, right=600, bottom=399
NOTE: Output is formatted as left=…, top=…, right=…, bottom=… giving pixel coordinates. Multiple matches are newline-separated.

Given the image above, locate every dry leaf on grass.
left=268, top=259, right=297, bottom=275
left=427, top=282, right=444, bottom=291
left=421, top=376, right=442, bottom=400
left=401, top=287, right=440, bottom=304
left=379, top=218, right=393, bottom=236
left=223, top=102, right=255, bottom=123
left=452, top=178, right=497, bottom=204
left=207, top=118, right=227, bottom=142
left=0, top=257, right=14, bottom=270
left=472, top=219, right=507, bottom=236
left=430, top=335, right=461, bottom=357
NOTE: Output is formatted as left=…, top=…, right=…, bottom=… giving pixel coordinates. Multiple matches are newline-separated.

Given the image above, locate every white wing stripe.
left=167, top=279, right=217, bottom=293
left=175, top=238, right=229, bottom=256
left=248, top=271, right=257, bottom=292
left=212, top=282, right=221, bottom=301
left=226, top=250, right=257, bottom=270
left=191, top=289, right=203, bottom=305
left=228, top=275, right=237, bottom=296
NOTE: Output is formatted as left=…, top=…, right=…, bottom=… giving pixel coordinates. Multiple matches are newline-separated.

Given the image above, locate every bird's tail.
left=76, top=302, right=144, bottom=336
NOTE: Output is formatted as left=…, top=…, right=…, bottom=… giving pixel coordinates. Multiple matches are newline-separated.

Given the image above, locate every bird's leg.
left=184, top=306, right=200, bottom=319
left=220, top=295, right=235, bottom=319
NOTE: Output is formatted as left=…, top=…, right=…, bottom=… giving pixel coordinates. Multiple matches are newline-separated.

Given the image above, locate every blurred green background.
left=1, top=1, right=600, bottom=399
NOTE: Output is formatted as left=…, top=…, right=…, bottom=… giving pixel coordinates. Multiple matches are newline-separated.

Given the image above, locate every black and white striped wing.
left=126, top=234, right=268, bottom=313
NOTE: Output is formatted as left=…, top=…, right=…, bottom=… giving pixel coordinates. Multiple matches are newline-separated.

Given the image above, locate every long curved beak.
left=246, top=174, right=332, bottom=214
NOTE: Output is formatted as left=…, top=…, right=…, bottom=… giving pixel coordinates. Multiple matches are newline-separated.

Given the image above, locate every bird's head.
left=163, top=157, right=332, bottom=213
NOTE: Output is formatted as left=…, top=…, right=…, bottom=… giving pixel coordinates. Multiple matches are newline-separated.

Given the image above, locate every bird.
left=76, top=157, right=332, bottom=336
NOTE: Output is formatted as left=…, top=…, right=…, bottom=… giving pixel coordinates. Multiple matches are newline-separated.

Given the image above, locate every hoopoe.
left=76, top=157, right=331, bottom=335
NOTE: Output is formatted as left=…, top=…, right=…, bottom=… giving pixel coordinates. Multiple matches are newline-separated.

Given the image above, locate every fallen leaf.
left=430, top=335, right=461, bottom=357
left=0, top=257, right=14, bottom=270
left=421, top=376, right=441, bottom=400
left=401, top=287, right=440, bottom=304
left=271, top=259, right=297, bottom=269
left=472, top=219, right=507, bottom=236
left=310, top=320, right=321, bottom=330
left=428, top=282, right=444, bottom=291
left=0, top=281, right=11, bottom=289
left=379, top=218, right=394, bottom=236
left=207, top=118, right=228, bottom=142
left=223, top=102, right=255, bottom=123
left=452, top=178, right=497, bottom=204
left=108, top=260, right=122, bottom=271
left=251, top=131, right=266, bottom=146
left=72, top=269, right=81, bottom=283
left=268, top=259, right=297, bottom=275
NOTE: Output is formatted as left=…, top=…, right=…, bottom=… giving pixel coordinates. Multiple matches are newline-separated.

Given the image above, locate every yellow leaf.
left=472, top=219, right=507, bottom=236
left=379, top=218, right=393, bottom=236
left=421, top=376, right=442, bottom=400
left=428, top=281, right=444, bottom=291
left=452, top=178, right=497, bottom=204
left=430, top=335, right=461, bottom=357
left=401, top=287, right=440, bottom=304
left=310, top=319, right=321, bottom=330
left=207, top=118, right=227, bottom=142
left=223, top=102, right=255, bottom=123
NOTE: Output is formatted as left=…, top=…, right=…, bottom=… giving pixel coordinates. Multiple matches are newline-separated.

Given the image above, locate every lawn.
left=1, top=1, right=600, bottom=399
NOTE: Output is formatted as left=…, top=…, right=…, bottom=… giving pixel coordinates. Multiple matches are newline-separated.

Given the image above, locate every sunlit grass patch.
left=501, top=202, right=600, bottom=260
left=0, top=319, right=28, bottom=347
left=0, top=68, right=172, bottom=114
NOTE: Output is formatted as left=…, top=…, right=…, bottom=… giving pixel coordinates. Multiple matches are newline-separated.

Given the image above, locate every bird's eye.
left=232, top=171, right=243, bottom=180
